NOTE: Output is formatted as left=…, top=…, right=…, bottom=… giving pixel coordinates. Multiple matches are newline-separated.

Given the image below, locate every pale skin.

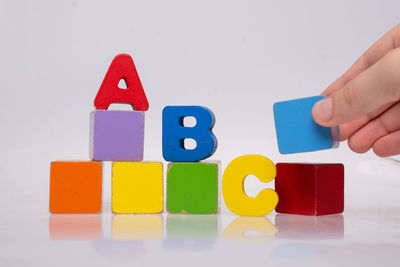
left=312, top=24, right=400, bottom=157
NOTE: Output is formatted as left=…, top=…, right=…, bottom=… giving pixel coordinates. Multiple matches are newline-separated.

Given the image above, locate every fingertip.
left=372, top=146, right=390, bottom=158
left=311, top=104, right=323, bottom=125
left=311, top=104, right=327, bottom=127
left=372, top=131, right=400, bottom=157
left=347, top=135, right=371, bottom=154
left=312, top=98, right=333, bottom=126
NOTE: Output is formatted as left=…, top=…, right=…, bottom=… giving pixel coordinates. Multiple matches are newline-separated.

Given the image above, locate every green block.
left=167, top=162, right=218, bottom=214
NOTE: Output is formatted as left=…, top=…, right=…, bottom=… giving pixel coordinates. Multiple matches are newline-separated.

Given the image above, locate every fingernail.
left=314, top=98, right=332, bottom=121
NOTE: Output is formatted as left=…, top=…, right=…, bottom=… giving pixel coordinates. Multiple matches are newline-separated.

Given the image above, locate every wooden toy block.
left=167, top=162, right=218, bottom=214
left=49, top=215, right=102, bottom=240
left=273, top=95, right=339, bottom=154
left=49, top=161, right=102, bottom=213
left=112, top=215, right=163, bottom=239
left=222, top=155, right=278, bottom=216
left=94, top=54, right=149, bottom=111
left=275, top=214, right=344, bottom=239
left=166, top=215, right=218, bottom=239
left=223, top=217, right=277, bottom=242
left=162, top=106, right=217, bottom=162
left=112, top=162, right=163, bottom=214
left=90, top=110, right=144, bottom=161
left=275, top=163, right=344, bottom=216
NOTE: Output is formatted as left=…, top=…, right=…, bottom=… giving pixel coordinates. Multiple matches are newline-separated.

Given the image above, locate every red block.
left=275, top=163, right=344, bottom=216
left=94, top=54, right=149, bottom=111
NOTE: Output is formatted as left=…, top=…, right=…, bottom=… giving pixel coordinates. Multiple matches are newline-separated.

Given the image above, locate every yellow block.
left=222, top=155, right=278, bottom=216
left=112, top=215, right=163, bottom=240
left=112, top=162, right=163, bottom=214
left=222, top=217, right=277, bottom=242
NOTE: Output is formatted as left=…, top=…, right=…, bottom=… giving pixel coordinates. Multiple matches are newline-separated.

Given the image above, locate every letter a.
left=94, top=54, right=149, bottom=110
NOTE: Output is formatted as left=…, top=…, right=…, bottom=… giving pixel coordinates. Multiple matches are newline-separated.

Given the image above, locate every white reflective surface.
left=2, top=208, right=400, bottom=267
left=2, top=0, right=400, bottom=266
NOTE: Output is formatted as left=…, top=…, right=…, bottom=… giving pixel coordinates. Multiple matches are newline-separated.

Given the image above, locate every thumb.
left=312, top=48, right=400, bottom=127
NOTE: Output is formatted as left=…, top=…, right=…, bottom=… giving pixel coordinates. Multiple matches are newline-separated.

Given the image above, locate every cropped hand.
left=312, top=24, right=400, bottom=157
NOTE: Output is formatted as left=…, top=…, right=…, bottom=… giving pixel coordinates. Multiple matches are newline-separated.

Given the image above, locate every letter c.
left=222, top=155, right=278, bottom=216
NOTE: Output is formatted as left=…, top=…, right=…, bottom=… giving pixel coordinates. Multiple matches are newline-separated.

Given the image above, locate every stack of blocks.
left=272, top=96, right=343, bottom=216
left=49, top=53, right=344, bottom=217
left=49, top=54, right=220, bottom=215
left=50, top=54, right=163, bottom=214
left=163, top=106, right=218, bottom=214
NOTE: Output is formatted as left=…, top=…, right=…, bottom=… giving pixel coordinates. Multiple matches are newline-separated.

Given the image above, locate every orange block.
left=49, top=161, right=102, bottom=213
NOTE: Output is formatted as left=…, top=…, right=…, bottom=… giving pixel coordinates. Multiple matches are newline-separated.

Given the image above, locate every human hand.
left=312, top=24, right=400, bottom=157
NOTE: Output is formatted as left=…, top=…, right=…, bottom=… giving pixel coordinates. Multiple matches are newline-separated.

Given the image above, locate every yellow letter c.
left=222, top=155, right=278, bottom=216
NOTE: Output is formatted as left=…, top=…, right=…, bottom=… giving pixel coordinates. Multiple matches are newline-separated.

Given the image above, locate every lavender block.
left=90, top=110, right=144, bottom=161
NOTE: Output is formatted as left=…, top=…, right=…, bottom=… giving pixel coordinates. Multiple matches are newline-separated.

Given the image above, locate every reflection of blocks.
left=275, top=214, right=344, bottom=239
left=167, top=162, right=218, bottom=214
left=164, top=215, right=217, bottom=251
left=275, top=163, right=344, bottom=216
left=222, top=217, right=277, bottom=242
left=49, top=161, right=102, bottom=213
left=49, top=215, right=102, bottom=240
left=112, top=215, right=163, bottom=240
left=90, top=110, right=144, bottom=161
left=273, top=96, right=338, bottom=154
left=166, top=215, right=218, bottom=239
left=112, top=162, right=163, bottom=214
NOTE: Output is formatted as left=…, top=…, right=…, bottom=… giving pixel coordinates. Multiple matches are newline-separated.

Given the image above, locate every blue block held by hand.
left=162, top=106, right=217, bottom=162
left=273, top=95, right=339, bottom=154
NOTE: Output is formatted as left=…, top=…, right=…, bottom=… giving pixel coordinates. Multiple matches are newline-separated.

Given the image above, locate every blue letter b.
left=162, top=106, right=217, bottom=162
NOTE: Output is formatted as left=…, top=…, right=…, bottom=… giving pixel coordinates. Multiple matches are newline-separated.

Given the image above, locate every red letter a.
left=94, top=54, right=149, bottom=111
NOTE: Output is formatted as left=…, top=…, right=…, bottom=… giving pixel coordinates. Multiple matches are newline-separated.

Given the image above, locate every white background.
left=1, top=1, right=400, bottom=266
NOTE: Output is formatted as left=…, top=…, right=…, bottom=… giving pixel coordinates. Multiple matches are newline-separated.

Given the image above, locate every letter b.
left=162, top=106, right=217, bottom=162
